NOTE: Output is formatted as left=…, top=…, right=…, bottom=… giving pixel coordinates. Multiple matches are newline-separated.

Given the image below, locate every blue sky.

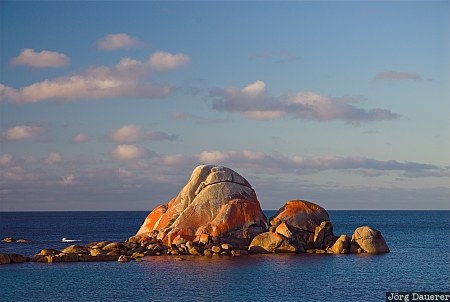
left=0, top=1, right=448, bottom=211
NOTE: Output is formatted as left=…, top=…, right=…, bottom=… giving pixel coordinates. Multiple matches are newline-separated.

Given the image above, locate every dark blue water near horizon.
left=1, top=210, right=449, bottom=302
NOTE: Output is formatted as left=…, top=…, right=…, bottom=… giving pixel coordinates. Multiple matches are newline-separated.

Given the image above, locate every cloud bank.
left=11, top=49, right=69, bottom=68
left=0, top=51, right=190, bottom=104
left=211, top=81, right=400, bottom=123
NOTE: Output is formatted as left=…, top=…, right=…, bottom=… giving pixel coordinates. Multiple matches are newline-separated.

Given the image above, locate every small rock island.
left=0, top=165, right=389, bottom=265
left=136, top=164, right=389, bottom=255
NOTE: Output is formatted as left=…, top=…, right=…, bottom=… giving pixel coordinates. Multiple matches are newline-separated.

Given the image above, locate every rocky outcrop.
left=137, top=165, right=268, bottom=247
left=350, top=226, right=390, bottom=254
left=1, top=237, right=31, bottom=243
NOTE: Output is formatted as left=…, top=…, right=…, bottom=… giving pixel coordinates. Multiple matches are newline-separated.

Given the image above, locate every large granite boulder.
left=351, top=226, right=390, bottom=254
left=269, top=200, right=329, bottom=249
left=137, top=165, right=268, bottom=246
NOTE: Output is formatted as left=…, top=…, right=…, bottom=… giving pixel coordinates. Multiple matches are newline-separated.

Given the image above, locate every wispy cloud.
left=0, top=51, right=190, bottom=104
left=249, top=50, right=301, bottom=63
left=374, top=71, right=423, bottom=81
left=0, top=154, right=13, bottom=166
left=72, top=133, right=89, bottom=143
left=43, top=152, right=62, bottom=165
left=96, top=33, right=139, bottom=51
left=1, top=125, right=46, bottom=141
left=111, top=144, right=151, bottom=161
left=11, top=48, right=69, bottom=68
left=109, top=124, right=177, bottom=143
left=170, top=111, right=230, bottom=125
left=211, top=81, right=399, bottom=124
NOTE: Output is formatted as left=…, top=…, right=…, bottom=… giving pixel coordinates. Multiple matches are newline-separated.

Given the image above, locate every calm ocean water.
left=0, top=210, right=449, bottom=302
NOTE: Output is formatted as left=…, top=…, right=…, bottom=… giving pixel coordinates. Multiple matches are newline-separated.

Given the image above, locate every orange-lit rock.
left=137, top=165, right=268, bottom=246
left=269, top=200, right=330, bottom=248
left=269, top=200, right=329, bottom=232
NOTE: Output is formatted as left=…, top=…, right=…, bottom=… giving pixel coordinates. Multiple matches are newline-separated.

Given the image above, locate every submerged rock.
left=137, top=165, right=268, bottom=246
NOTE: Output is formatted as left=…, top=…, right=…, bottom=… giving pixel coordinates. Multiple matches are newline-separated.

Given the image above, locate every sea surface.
left=0, top=210, right=449, bottom=302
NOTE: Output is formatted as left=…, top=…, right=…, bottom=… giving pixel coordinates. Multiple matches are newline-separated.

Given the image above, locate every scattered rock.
left=118, top=255, right=132, bottom=262
left=1, top=237, right=15, bottom=243
left=16, top=239, right=31, bottom=243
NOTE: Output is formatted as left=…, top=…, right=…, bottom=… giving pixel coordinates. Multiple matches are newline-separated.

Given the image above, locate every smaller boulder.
left=8, top=254, right=28, bottom=263
left=16, top=239, right=31, bottom=243
left=61, top=245, right=90, bottom=254
left=39, top=249, right=61, bottom=256
left=0, top=253, right=11, bottom=264
left=1, top=237, right=15, bottom=243
left=248, top=232, right=297, bottom=254
left=351, top=226, right=390, bottom=254
left=118, top=255, right=132, bottom=262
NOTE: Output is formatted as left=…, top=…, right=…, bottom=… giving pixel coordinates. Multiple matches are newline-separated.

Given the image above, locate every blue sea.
left=0, top=211, right=449, bottom=302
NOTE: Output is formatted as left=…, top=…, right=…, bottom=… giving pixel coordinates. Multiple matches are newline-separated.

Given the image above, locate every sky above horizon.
left=0, top=1, right=449, bottom=211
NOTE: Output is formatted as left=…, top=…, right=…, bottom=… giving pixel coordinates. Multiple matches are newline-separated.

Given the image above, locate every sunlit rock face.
left=137, top=165, right=268, bottom=246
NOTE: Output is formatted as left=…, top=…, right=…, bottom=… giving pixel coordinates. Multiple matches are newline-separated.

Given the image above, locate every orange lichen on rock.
left=269, top=200, right=329, bottom=232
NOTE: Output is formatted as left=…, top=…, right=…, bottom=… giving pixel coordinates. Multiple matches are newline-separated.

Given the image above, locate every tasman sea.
left=0, top=210, right=449, bottom=302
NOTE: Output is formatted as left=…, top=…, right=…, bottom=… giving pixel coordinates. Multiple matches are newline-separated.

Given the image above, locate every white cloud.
left=2, top=125, right=45, bottom=141
left=97, top=33, right=138, bottom=50
left=0, top=154, right=13, bottom=166
left=11, top=48, right=69, bottom=68
left=148, top=51, right=191, bottom=71
left=72, top=133, right=89, bottom=143
left=110, top=125, right=141, bottom=143
left=109, top=124, right=178, bottom=143
left=242, top=80, right=266, bottom=97
left=0, top=51, right=190, bottom=104
left=374, top=71, right=423, bottom=81
left=111, top=144, right=146, bottom=161
left=211, top=81, right=399, bottom=124
left=44, top=152, right=62, bottom=165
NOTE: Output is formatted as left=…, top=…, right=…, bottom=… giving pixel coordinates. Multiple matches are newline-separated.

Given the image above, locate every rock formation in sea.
left=1, top=165, right=390, bottom=265
left=135, top=165, right=389, bottom=255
